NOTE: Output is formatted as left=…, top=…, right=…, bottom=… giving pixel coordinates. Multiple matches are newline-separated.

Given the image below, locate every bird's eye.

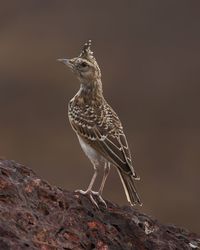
left=80, top=62, right=88, bottom=67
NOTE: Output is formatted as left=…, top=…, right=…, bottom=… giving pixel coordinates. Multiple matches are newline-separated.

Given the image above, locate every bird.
left=57, top=40, right=141, bottom=207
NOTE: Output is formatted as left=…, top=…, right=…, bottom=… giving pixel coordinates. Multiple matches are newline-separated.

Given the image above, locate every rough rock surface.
left=0, top=159, right=199, bottom=250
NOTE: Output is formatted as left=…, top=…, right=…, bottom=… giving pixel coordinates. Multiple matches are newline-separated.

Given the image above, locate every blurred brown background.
left=0, top=1, right=200, bottom=233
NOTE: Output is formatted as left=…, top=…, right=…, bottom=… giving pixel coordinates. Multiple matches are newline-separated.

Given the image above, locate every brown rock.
left=0, top=159, right=199, bottom=250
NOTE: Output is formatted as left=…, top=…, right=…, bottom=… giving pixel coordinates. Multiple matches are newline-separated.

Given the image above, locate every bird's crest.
left=79, top=40, right=95, bottom=62
left=78, top=40, right=101, bottom=77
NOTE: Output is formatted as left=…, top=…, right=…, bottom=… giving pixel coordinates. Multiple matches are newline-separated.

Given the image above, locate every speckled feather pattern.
left=68, top=94, right=138, bottom=177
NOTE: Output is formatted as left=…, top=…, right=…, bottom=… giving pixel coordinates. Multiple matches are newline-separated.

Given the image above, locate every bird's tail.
left=117, top=169, right=142, bottom=206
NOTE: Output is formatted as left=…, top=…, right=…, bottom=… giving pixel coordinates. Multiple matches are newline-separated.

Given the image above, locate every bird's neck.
left=78, top=79, right=103, bottom=103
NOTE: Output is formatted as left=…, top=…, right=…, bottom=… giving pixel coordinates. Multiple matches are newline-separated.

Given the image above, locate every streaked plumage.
left=58, top=40, right=141, bottom=207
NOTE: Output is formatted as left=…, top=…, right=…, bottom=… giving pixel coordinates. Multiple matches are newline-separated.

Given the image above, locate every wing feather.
left=68, top=101, right=139, bottom=178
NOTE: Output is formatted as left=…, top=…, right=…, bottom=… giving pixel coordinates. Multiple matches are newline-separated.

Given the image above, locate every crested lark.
left=58, top=40, right=141, bottom=207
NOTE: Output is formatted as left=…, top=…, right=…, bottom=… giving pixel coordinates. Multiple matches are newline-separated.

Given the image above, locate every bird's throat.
left=79, top=79, right=103, bottom=103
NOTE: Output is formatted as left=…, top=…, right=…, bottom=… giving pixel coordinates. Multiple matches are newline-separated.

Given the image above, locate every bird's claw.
left=75, top=189, right=99, bottom=208
left=97, top=194, right=107, bottom=208
left=89, top=193, right=99, bottom=208
left=75, top=189, right=88, bottom=195
left=75, top=190, right=107, bottom=208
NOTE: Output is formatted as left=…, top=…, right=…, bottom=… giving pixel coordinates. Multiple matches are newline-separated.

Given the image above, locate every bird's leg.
left=86, top=168, right=99, bottom=192
left=98, top=162, right=110, bottom=195
left=76, top=166, right=98, bottom=194
left=96, top=162, right=111, bottom=207
left=75, top=165, right=99, bottom=208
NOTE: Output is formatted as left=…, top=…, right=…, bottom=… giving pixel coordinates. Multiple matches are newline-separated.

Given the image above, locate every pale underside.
left=78, top=135, right=106, bottom=167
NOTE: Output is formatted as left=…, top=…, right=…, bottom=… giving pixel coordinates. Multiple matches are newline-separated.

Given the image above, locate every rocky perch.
left=0, top=159, right=199, bottom=250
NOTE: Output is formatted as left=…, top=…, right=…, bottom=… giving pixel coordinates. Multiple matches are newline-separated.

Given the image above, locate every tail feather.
left=118, top=169, right=142, bottom=206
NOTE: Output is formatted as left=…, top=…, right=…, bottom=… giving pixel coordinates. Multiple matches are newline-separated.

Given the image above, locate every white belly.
left=77, top=135, right=105, bottom=166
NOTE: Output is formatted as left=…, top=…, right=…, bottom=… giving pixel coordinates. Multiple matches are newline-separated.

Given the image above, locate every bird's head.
left=57, top=40, right=101, bottom=82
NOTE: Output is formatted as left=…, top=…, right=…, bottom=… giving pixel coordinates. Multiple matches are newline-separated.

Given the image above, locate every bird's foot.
left=75, top=189, right=97, bottom=195
left=96, top=192, right=107, bottom=208
left=75, top=189, right=99, bottom=208
left=75, top=190, right=107, bottom=208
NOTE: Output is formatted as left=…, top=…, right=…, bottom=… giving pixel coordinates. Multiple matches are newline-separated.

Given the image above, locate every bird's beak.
left=57, top=58, right=75, bottom=71
left=57, top=58, right=70, bottom=65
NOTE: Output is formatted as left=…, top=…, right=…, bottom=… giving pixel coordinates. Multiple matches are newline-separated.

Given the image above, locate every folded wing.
left=69, top=102, right=139, bottom=179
